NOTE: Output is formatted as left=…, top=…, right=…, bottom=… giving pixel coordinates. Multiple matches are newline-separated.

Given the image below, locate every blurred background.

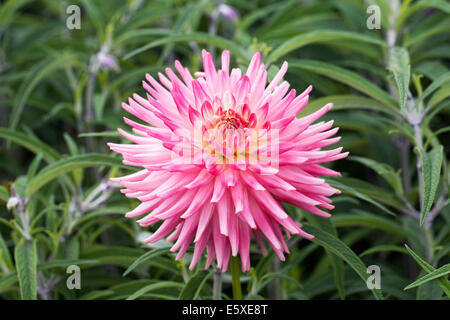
left=0, top=0, right=449, bottom=300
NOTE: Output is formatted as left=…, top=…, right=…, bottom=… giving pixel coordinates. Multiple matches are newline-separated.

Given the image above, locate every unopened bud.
left=7, top=196, right=20, bottom=210
left=218, top=4, right=238, bottom=22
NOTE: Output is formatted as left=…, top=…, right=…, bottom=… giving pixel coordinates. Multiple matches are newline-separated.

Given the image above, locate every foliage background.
left=0, top=0, right=449, bottom=300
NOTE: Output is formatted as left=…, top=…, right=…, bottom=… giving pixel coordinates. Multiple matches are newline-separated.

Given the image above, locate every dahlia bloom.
left=108, top=49, right=347, bottom=272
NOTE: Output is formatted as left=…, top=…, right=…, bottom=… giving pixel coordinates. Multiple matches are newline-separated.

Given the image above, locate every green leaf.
left=302, top=224, right=384, bottom=300
left=388, top=47, right=410, bottom=112
left=123, top=248, right=171, bottom=276
left=404, top=245, right=450, bottom=297
left=303, top=95, right=401, bottom=118
left=64, top=237, right=80, bottom=260
left=127, top=281, right=184, bottom=300
left=157, top=1, right=205, bottom=64
left=114, top=29, right=171, bottom=46
left=405, top=19, right=450, bottom=50
left=328, top=251, right=346, bottom=300
left=75, top=206, right=129, bottom=227
left=417, top=146, right=444, bottom=225
left=255, top=252, right=276, bottom=279
left=419, top=71, right=450, bottom=102
left=14, top=239, right=37, bottom=300
left=398, top=0, right=450, bottom=28
left=428, top=84, right=450, bottom=108
left=360, top=245, right=408, bottom=257
left=9, top=55, right=80, bottom=131
left=414, top=61, right=449, bottom=80
left=0, top=0, right=31, bottom=29
left=0, top=233, right=13, bottom=271
left=408, top=0, right=450, bottom=14
left=80, top=0, right=106, bottom=41
left=78, top=131, right=121, bottom=138
left=424, top=126, right=450, bottom=149
left=327, top=178, right=398, bottom=216
left=266, top=30, right=386, bottom=63
left=0, top=186, right=9, bottom=202
left=405, top=264, right=450, bottom=290
left=305, top=213, right=345, bottom=299
left=178, top=269, right=213, bottom=300
left=258, top=272, right=303, bottom=292
left=79, top=290, right=115, bottom=300
left=0, top=258, right=98, bottom=292
left=289, top=60, right=398, bottom=109
left=260, top=13, right=340, bottom=40
left=124, top=33, right=248, bottom=61
left=349, top=156, right=403, bottom=195
left=63, top=133, right=79, bottom=156
left=0, top=272, right=19, bottom=293
left=0, top=128, right=60, bottom=163
left=239, top=2, right=278, bottom=30
left=13, top=176, right=28, bottom=199
left=25, top=154, right=129, bottom=197
left=26, top=154, right=43, bottom=183
left=331, top=212, right=407, bottom=238
left=81, top=245, right=177, bottom=273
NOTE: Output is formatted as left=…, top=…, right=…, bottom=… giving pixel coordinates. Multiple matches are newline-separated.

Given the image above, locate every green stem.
left=230, top=256, right=242, bottom=300
left=212, top=266, right=222, bottom=300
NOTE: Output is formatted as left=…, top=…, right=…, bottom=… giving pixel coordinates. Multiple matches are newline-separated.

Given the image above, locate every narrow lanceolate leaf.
left=388, top=47, right=410, bottom=112
left=0, top=233, right=14, bottom=271
left=404, top=245, right=450, bottom=297
left=327, top=178, right=397, bottom=216
left=419, top=71, right=450, bottom=102
left=302, top=224, right=384, bottom=300
left=258, top=272, right=304, bottom=291
left=0, top=0, right=31, bottom=29
left=178, top=269, right=213, bottom=300
left=0, top=128, right=60, bottom=163
left=417, top=146, right=444, bottom=225
left=305, top=213, right=345, bottom=300
left=123, top=248, right=171, bottom=276
left=397, top=1, right=450, bottom=35
left=266, top=30, right=386, bottom=63
left=14, top=239, right=37, bottom=300
left=405, top=264, right=450, bottom=290
left=289, top=60, right=398, bottom=109
left=127, top=281, right=184, bottom=300
left=332, top=213, right=407, bottom=238
left=0, top=259, right=99, bottom=293
left=360, top=245, right=408, bottom=257
left=123, top=33, right=248, bottom=61
left=349, top=156, right=403, bottom=195
left=405, top=0, right=450, bottom=18
left=0, top=186, right=9, bottom=202
left=9, top=54, right=80, bottom=131
left=78, top=131, right=121, bottom=138
left=303, top=95, right=401, bottom=118
left=25, top=154, right=129, bottom=197
left=157, top=1, right=205, bottom=64
left=428, top=84, right=450, bottom=108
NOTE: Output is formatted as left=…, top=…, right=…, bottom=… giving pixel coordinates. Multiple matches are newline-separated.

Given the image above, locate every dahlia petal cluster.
left=108, top=50, right=347, bottom=272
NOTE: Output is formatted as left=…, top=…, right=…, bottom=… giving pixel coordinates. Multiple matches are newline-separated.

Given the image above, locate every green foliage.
left=303, top=224, right=384, bottom=300
left=404, top=263, right=450, bottom=291
left=25, top=154, right=129, bottom=197
left=178, top=270, right=213, bottom=300
left=404, top=245, right=450, bottom=297
left=14, top=239, right=37, bottom=300
left=0, top=0, right=448, bottom=301
left=417, top=146, right=444, bottom=225
left=388, top=46, right=411, bottom=112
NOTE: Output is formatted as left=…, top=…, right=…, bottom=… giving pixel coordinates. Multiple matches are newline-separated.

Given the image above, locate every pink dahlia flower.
left=108, top=50, right=348, bottom=272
